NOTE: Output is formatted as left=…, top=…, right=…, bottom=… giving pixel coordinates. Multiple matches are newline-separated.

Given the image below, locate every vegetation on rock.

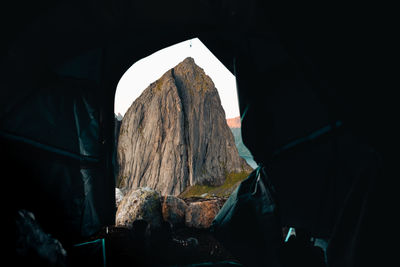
left=179, top=170, right=251, bottom=198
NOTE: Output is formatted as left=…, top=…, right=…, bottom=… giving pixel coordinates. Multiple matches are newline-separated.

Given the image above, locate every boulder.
left=16, top=210, right=67, bottom=266
left=161, top=195, right=188, bottom=226
left=185, top=200, right=221, bottom=229
left=115, top=187, right=162, bottom=228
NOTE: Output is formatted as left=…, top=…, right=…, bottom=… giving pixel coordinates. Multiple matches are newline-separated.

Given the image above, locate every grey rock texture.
left=117, top=57, right=252, bottom=196
left=115, top=187, right=162, bottom=228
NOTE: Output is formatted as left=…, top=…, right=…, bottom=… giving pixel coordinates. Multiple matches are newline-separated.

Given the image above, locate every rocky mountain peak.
left=117, top=57, right=252, bottom=196
left=174, top=57, right=214, bottom=93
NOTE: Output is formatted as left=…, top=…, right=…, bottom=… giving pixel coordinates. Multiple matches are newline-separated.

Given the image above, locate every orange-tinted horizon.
left=226, top=116, right=241, bottom=128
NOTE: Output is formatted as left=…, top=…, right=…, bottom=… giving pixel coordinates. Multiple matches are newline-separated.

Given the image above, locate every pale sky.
left=114, top=38, right=240, bottom=119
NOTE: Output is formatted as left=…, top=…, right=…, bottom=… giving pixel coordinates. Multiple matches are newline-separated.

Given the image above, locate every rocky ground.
left=69, top=192, right=240, bottom=266
left=115, top=187, right=227, bottom=231
left=17, top=204, right=324, bottom=267
left=81, top=224, right=239, bottom=267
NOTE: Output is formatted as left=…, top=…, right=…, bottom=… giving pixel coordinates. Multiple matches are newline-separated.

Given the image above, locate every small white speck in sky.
left=114, top=38, right=240, bottom=119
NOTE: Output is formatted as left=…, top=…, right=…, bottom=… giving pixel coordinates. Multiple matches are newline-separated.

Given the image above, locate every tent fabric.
left=1, top=75, right=112, bottom=243
left=1, top=78, right=101, bottom=159
left=233, top=34, right=339, bottom=237
left=212, top=166, right=281, bottom=267
left=233, top=25, right=392, bottom=265
left=326, top=149, right=383, bottom=267
left=70, top=238, right=107, bottom=267
left=2, top=1, right=393, bottom=265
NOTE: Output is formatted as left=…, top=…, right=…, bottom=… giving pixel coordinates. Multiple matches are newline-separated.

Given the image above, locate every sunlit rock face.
left=117, top=57, right=251, bottom=196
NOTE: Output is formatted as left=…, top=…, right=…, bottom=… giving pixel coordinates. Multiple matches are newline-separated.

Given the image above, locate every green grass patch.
left=179, top=171, right=251, bottom=198
left=179, top=184, right=215, bottom=198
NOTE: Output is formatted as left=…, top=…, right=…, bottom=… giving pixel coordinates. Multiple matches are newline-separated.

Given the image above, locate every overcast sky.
left=114, top=38, right=240, bottom=119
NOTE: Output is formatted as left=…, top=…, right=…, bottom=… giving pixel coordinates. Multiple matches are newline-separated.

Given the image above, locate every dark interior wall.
left=232, top=3, right=394, bottom=265
left=1, top=0, right=246, bottom=244
left=1, top=1, right=394, bottom=264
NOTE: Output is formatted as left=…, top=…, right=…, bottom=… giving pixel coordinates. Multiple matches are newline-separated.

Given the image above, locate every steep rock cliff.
left=117, top=57, right=251, bottom=195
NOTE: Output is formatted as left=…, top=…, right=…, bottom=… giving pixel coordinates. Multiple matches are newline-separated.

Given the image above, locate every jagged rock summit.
left=117, top=57, right=252, bottom=196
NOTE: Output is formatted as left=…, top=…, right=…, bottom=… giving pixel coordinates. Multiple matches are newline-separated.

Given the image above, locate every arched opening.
left=110, top=38, right=259, bottom=265
left=114, top=37, right=256, bottom=197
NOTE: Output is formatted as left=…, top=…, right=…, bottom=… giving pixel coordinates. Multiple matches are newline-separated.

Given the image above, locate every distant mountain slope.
left=226, top=116, right=241, bottom=128
left=230, top=128, right=253, bottom=158
left=226, top=116, right=253, bottom=158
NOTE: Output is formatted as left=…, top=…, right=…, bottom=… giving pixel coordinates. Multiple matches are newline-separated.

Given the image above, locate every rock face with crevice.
left=117, top=57, right=251, bottom=196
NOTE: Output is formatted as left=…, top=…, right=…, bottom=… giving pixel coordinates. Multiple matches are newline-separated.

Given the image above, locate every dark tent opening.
left=3, top=1, right=394, bottom=266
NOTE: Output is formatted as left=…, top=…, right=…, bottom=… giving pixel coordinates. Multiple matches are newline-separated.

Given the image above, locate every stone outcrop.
left=161, top=195, right=188, bottom=227
left=116, top=187, right=224, bottom=229
left=185, top=200, right=221, bottom=229
left=115, top=187, right=162, bottom=228
left=117, top=57, right=252, bottom=196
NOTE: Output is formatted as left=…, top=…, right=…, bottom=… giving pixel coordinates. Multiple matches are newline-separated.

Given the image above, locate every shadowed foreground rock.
left=117, top=57, right=252, bottom=196
left=162, top=195, right=188, bottom=227
left=16, top=210, right=67, bottom=267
